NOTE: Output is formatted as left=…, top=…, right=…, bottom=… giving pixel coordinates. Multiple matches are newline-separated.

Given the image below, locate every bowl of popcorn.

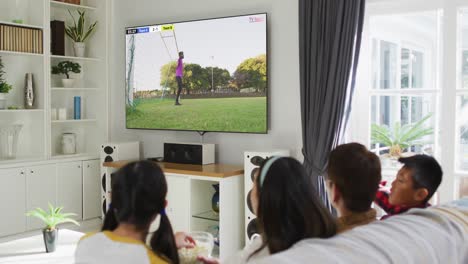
left=179, top=232, right=214, bottom=264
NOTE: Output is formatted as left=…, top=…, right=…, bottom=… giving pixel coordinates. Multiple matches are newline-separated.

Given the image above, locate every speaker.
left=100, top=142, right=140, bottom=218
left=164, top=143, right=215, bottom=165
left=244, top=150, right=289, bottom=242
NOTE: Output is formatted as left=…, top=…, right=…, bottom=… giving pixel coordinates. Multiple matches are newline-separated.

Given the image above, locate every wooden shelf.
left=0, top=109, right=44, bottom=113
left=0, top=50, right=43, bottom=57
left=51, top=119, right=96, bottom=124
left=51, top=87, right=99, bottom=91
left=51, top=55, right=100, bottom=62
left=50, top=0, right=96, bottom=10
left=0, top=21, right=43, bottom=29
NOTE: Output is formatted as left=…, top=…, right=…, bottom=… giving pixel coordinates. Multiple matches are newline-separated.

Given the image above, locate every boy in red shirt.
left=375, top=155, right=443, bottom=219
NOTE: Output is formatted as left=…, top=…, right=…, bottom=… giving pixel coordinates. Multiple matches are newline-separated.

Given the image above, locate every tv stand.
left=102, top=161, right=244, bottom=259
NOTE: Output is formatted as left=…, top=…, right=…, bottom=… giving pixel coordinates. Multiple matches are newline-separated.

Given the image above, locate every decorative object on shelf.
left=0, top=24, right=44, bottom=54
left=65, top=10, right=97, bottom=57
left=58, top=108, right=67, bottom=120
left=51, top=20, right=65, bottom=56
left=51, top=108, right=57, bottom=120
left=74, top=96, right=81, bottom=119
left=26, top=203, right=79, bottom=253
left=11, top=0, right=28, bottom=24
left=211, top=184, right=219, bottom=214
left=0, top=56, right=13, bottom=110
left=0, top=124, right=22, bottom=159
left=65, top=0, right=81, bottom=5
left=51, top=61, right=81, bottom=88
left=371, top=113, right=434, bottom=159
left=61, top=132, right=76, bottom=154
left=24, top=73, right=34, bottom=109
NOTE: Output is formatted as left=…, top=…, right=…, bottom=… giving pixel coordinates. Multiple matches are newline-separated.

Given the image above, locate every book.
left=74, top=96, right=81, bottom=120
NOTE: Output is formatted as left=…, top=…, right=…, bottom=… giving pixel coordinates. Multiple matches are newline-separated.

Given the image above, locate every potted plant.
left=65, top=10, right=97, bottom=57
left=52, top=61, right=81, bottom=88
left=26, top=203, right=79, bottom=253
left=371, top=113, right=434, bottom=160
left=0, top=56, right=13, bottom=109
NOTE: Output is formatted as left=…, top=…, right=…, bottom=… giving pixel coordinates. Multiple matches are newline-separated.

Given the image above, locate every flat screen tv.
left=125, top=13, right=268, bottom=133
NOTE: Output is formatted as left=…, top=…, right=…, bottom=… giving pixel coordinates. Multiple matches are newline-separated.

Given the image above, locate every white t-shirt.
left=223, top=235, right=270, bottom=264
left=75, top=231, right=168, bottom=264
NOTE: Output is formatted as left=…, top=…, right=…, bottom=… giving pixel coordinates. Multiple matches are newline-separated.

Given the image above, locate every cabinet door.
left=57, top=161, right=83, bottom=221
left=26, top=164, right=57, bottom=230
left=165, top=175, right=190, bottom=232
left=83, top=159, right=100, bottom=220
left=0, top=168, right=26, bottom=236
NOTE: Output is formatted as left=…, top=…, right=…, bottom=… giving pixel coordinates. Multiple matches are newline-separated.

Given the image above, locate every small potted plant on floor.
left=371, top=113, right=434, bottom=165
left=27, top=203, right=79, bottom=253
left=0, top=56, right=13, bottom=109
left=52, top=61, right=81, bottom=88
left=65, top=10, right=97, bottom=57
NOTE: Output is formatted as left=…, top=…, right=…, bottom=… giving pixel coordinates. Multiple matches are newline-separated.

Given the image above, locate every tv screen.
left=125, top=13, right=267, bottom=133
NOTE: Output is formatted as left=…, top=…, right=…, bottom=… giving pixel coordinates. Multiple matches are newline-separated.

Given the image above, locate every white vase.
left=0, top=93, right=6, bottom=109
left=62, top=79, right=74, bottom=88
left=73, top=42, right=86, bottom=57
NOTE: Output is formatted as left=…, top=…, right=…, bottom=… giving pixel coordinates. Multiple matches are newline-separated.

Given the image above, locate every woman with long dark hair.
left=199, top=157, right=337, bottom=263
left=75, top=160, right=193, bottom=264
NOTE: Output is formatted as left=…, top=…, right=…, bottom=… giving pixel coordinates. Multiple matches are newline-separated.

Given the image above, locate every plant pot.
left=0, top=93, right=6, bottom=109
left=62, top=79, right=74, bottom=88
left=73, top=42, right=85, bottom=57
left=43, top=228, right=58, bottom=253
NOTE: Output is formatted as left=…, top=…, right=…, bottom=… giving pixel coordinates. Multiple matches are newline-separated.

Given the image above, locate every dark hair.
left=398, top=154, right=443, bottom=203
left=102, top=161, right=179, bottom=264
left=327, top=143, right=382, bottom=212
left=252, top=157, right=336, bottom=257
left=179, top=51, right=183, bottom=56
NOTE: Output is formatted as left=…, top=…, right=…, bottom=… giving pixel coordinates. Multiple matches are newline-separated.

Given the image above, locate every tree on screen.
left=232, top=54, right=266, bottom=92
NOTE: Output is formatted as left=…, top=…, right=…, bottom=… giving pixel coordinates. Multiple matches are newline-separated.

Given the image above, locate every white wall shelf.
left=0, top=50, right=44, bottom=57
left=192, top=210, right=219, bottom=222
left=51, top=119, right=97, bottom=124
left=0, top=21, right=43, bottom=30
left=50, top=1, right=96, bottom=11
left=50, top=55, right=100, bottom=62
left=0, top=109, right=44, bottom=113
left=51, top=87, right=99, bottom=91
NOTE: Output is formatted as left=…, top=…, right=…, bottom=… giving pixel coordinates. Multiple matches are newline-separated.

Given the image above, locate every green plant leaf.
left=27, top=203, right=79, bottom=229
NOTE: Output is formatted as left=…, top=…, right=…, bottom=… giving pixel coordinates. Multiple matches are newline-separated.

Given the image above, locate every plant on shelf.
left=27, top=203, right=79, bottom=253
left=65, top=10, right=98, bottom=57
left=0, top=56, right=13, bottom=109
left=52, top=61, right=81, bottom=88
left=371, top=113, right=434, bottom=159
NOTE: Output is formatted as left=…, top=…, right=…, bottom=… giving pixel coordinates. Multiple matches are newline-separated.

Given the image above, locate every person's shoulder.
left=79, top=231, right=99, bottom=243
left=145, top=247, right=170, bottom=264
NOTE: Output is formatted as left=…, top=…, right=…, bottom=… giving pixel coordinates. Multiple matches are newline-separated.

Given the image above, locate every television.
left=125, top=13, right=268, bottom=133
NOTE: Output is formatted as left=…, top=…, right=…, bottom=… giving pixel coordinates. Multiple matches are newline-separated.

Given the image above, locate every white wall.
left=110, top=0, right=302, bottom=164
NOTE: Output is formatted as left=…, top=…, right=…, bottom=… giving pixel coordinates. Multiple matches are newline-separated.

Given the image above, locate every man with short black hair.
left=175, top=51, right=184, bottom=105
left=326, top=143, right=382, bottom=233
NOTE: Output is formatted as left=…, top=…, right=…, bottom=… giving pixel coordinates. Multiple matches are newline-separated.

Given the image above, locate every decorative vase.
left=61, top=133, right=76, bottom=154
left=0, top=124, right=22, bottom=159
left=211, top=184, right=219, bottom=214
left=0, top=93, right=6, bottom=109
left=43, top=228, right=58, bottom=253
left=24, top=73, right=34, bottom=109
left=73, top=42, right=85, bottom=57
left=62, top=79, right=74, bottom=88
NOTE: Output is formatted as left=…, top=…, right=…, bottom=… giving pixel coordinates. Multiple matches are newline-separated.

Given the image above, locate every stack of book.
left=0, top=24, right=43, bottom=54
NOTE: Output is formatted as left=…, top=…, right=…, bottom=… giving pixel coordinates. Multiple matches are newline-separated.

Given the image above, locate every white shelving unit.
left=0, top=0, right=109, bottom=163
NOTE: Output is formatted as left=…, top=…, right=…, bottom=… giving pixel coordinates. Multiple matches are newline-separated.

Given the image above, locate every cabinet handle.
left=87, top=165, right=90, bottom=168
left=20, top=171, right=24, bottom=175
left=78, top=165, right=81, bottom=168
left=30, top=170, right=34, bottom=174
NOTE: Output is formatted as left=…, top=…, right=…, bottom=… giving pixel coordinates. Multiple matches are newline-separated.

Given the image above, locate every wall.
left=110, top=0, right=302, bottom=164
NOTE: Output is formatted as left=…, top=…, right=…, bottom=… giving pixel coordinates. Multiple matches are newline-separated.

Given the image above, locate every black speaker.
left=164, top=143, right=215, bottom=165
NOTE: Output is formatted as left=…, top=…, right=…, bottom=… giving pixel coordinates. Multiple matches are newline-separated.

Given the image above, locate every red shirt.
left=375, top=190, right=429, bottom=220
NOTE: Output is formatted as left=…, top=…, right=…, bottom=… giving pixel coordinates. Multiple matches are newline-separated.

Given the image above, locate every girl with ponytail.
left=75, top=160, right=194, bottom=264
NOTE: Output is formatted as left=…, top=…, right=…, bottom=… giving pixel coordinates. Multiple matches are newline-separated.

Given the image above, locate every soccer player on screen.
left=175, top=51, right=184, bottom=105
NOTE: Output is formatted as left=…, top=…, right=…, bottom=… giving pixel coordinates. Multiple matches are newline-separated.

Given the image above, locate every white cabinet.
left=57, top=161, right=83, bottom=221
left=166, top=175, right=190, bottom=232
left=83, top=159, right=100, bottom=220
left=0, top=168, right=26, bottom=237
left=26, top=164, right=57, bottom=230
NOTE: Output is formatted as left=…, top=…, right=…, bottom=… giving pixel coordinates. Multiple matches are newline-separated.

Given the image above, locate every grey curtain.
left=299, top=0, right=365, bottom=210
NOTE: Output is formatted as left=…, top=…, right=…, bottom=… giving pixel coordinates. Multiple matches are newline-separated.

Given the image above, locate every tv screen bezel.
left=124, top=12, right=269, bottom=134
